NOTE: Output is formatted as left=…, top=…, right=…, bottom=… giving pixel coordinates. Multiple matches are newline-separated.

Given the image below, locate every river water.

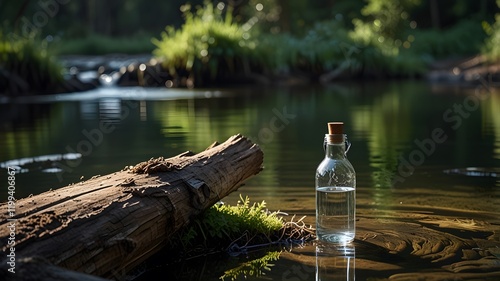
left=1, top=81, right=499, bottom=280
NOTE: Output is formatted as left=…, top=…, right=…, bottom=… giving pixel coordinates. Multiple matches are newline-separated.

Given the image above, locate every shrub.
left=152, top=1, right=255, bottom=84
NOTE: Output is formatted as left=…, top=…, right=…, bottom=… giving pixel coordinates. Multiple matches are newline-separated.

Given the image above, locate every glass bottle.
left=316, top=122, right=356, bottom=243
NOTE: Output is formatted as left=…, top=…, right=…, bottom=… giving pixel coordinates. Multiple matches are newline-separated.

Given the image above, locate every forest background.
left=1, top=0, right=499, bottom=92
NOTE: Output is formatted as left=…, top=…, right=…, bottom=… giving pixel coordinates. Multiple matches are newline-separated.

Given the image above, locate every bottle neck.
left=324, top=134, right=348, bottom=159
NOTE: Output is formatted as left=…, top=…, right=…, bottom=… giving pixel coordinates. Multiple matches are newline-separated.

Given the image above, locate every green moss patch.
left=170, top=195, right=315, bottom=257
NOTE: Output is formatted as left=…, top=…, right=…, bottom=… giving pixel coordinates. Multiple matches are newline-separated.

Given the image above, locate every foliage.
left=297, top=20, right=360, bottom=73
left=481, top=0, right=500, bottom=61
left=0, top=33, right=62, bottom=95
left=220, top=251, right=281, bottom=281
left=2, top=0, right=496, bottom=39
left=345, top=0, right=433, bottom=77
left=172, top=195, right=283, bottom=251
left=359, top=0, right=420, bottom=40
left=0, top=0, right=193, bottom=38
left=150, top=0, right=437, bottom=83
left=252, top=17, right=427, bottom=78
left=235, top=0, right=281, bottom=32
left=410, top=20, right=486, bottom=59
left=152, top=1, right=254, bottom=82
left=251, top=32, right=298, bottom=74
left=3, top=0, right=497, bottom=88
left=254, top=18, right=427, bottom=78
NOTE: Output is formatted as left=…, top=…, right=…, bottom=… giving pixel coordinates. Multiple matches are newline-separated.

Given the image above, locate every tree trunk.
left=0, top=134, right=263, bottom=279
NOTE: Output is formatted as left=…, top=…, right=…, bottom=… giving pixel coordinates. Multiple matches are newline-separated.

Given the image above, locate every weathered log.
left=0, top=134, right=263, bottom=279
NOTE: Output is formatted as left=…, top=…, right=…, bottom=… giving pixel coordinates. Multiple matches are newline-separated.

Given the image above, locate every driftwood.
left=0, top=134, right=263, bottom=279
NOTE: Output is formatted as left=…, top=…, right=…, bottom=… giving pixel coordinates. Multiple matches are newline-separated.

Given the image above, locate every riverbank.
left=426, top=55, right=500, bottom=87
left=2, top=50, right=499, bottom=98
left=57, top=53, right=500, bottom=90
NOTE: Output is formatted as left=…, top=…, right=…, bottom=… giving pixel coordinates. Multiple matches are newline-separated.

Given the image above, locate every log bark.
left=0, top=134, right=263, bottom=279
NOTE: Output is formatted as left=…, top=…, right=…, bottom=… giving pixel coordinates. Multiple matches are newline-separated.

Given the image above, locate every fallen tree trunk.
left=0, top=134, right=263, bottom=279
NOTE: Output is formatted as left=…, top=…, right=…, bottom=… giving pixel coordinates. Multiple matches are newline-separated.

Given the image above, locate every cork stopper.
left=327, top=122, right=344, bottom=143
left=328, top=122, right=343, bottom=135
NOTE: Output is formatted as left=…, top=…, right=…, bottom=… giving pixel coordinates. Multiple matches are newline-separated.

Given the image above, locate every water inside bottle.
left=316, top=186, right=355, bottom=243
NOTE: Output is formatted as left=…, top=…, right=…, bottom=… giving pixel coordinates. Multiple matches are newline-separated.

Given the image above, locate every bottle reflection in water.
left=316, top=241, right=355, bottom=281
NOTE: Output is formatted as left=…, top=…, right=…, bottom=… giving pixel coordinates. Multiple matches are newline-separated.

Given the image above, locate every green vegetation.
left=152, top=0, right=497, bottom=84
left=152, top=2, right=255, bottom=83
left=482, top=0, right=500, bottom=61
left=1, top=0, right=499, bottom=91
left=169, top=195, right=314, bottom=258
left=164, top=195, right=313, bottom=279
left=411, top=20, right=487, bottom=59
left=257, top=20, right=358, bottom=75
left=0, top=34, right=62, bottom=95
left=171, top=195, right=284, bottom=252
